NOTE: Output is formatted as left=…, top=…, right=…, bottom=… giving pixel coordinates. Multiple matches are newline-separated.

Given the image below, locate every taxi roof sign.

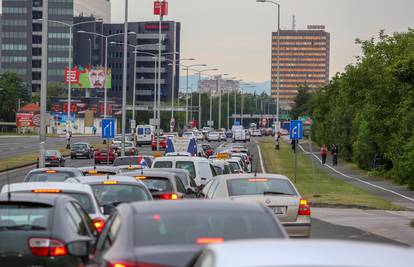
left=216, top=153, right=230, bottom=160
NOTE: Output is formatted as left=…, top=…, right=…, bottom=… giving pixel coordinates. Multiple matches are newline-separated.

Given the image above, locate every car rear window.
left=134, top=210, right=283, bottom=246
left=91, top=184, right=151, bottom=206
left=114, top=157, right=150, bottom=167
left=228, top=162, right=241, bottom=171
left=153, top=161, right=173, bottom=168
left=227, top=178, right=297, bottom=197
left=72, top=144, right=87, bottom=149
left=26, top=171, right=75, bottom=182
left=139, top=177, right=172, bottom=193
left=176, top=161, right=196, bottom=178
left=0, top=203, right=51, bottom=230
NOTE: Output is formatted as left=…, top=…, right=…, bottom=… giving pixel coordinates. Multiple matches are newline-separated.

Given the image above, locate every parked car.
left=89, top=200, right=287, bottom=267
left=152, top=136, right=167, bottom=151
left=94, top=148, right=117, bottom=165
left=70, top=142, right=94, bottom=159
left=201, top=174, right=311, bottom=237
left=24, top=167, right=83, bottom=182
left=37, top=150, right=65, bottom=168
left=0, top=193, right=98, bottom=266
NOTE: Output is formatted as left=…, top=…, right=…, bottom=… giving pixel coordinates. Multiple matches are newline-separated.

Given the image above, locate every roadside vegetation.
left=260, top=139, right=404, bottom=210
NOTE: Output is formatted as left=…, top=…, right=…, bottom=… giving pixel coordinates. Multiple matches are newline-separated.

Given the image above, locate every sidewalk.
left=288, top=137, right=414, bottom=210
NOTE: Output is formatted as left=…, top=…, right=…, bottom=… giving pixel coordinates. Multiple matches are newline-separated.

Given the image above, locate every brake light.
left=32, top=189, right=62, bottom=193
left=108, top=261, right=166, bottom=267
left=248, top=178, right=269, bottom=182
left=28, top=238, right=67, bottom=257
left=103, top=181, right=118, bottom=185
left=93, top=217, right=105, bottom=233
left=45, top=170, right=57, bottom=173
left=196, top=237, right=224, bottom=244
left=159, top=193, right=179, bottom=200
left=136, top=176, right=146, bottom=180
left=50, top=156, right=58, bottom=160
left=298, top=198, right=311, bottom=216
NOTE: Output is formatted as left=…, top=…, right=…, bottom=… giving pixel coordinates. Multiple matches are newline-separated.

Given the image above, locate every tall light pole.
left=78, top=31, right=136, bottom=119
left=121, top=0, right=129, bottom=156
left=218, top=74, right=228, bottom=129
left=189, top=68, right=218, bottom=129
left=226, top=77, right=240, bottom=130
left=37, top=18, right=103, bottom=136
left=257, top=0, right=281, bottom=131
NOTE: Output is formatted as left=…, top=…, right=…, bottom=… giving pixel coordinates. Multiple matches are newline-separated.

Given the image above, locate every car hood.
left=133, top=244, right=202, bottom=267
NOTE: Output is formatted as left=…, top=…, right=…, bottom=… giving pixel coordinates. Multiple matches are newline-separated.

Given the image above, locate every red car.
left=152, top=136, right=167, bottom=151
left=94, top=148, right=117, bottom=164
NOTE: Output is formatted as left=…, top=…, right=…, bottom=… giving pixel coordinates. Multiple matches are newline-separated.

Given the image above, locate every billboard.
left=16, top=113, right=42, bottom=127
left=64, top=66, right=112, bottom=89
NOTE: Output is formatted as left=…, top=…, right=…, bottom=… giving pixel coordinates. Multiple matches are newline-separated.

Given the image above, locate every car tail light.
left=108, top=261, right=167, bottom=267
left=298, top=198, right=311, bottom=216
left=50, top=156, right=58, bottom=160
left=28, top=238, right=67, bottom=257
left=196, top=237, right=224, bottom=244
left=93, top=217, right=105, bottom=233
left=159, top=193, right=179, bottom=200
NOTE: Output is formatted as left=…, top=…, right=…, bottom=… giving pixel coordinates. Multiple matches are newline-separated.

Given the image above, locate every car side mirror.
left=102, top=204, right=116, bottom=215
left=67, top=240, right=90, bottom=257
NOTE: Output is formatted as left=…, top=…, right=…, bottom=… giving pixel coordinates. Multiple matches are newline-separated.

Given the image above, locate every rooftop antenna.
left=292, top=14, right=296, bottom=30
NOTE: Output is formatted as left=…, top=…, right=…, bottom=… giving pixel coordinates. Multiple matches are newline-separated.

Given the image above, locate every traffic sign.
left=102, top=119, right=115, bottom=139
left=290, top=120, right=303, bottom=140
left=207, top=120, right=214, bottom=127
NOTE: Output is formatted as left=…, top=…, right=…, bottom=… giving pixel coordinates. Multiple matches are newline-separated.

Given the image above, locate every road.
left=0, top=137, right=410, bottom=246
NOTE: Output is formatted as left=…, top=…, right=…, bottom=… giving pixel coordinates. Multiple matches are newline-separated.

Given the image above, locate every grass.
left=259, top=139, right=404, bottom=211
left=0, top=132, right=60, bottom=137
left=0, top=143, right=107, bottom=172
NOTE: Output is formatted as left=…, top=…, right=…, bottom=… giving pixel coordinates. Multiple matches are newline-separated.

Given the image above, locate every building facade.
left=0, top=0, right=110, bottom=93
left=198, top=75, right=240, bottom=97
left=271, top=25, right=330, bottom=104
left=74, top=20, right=181, bottom=103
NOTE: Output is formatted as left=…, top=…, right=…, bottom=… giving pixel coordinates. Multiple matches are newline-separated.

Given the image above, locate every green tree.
left=0, top=72, right=30, bottom=122
left=291, top=86, right=313, bottom=119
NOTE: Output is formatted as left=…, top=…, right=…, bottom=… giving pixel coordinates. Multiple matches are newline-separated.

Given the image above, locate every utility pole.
left=156, top=0, right=164, bottom=151
left=120, top=0, right=128, bottom=156
left=218, top=78, right=221, bottom=129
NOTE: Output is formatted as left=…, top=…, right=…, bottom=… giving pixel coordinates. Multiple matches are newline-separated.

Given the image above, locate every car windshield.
left=140, top=177, right=172, bottom=193
left=72, top=144, right=87, bottom=149
left=0, top=203, right=51, bottom=231
left=114, top=157, right=149, bottom=166
left=176, top=161, right=196, bottom=178
left=134, top=210, right=283, bottom=246
left=91, top=184, right=150, bottom=206
left=26, top=171, right=75, bottom=182
left=227, top=178, right=297, bottom=197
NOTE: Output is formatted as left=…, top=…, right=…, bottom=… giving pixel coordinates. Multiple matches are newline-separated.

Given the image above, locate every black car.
left=90, top=200, right=287, bottom=267
left=37, top=150, right=65, bottom=168
left=0, top=193, right=98, bottom=266
left=24, top=167, right=84, bottom=182
left=71, top=142, right=94, bottom=159
left=113, top=155, right=154, bottom=168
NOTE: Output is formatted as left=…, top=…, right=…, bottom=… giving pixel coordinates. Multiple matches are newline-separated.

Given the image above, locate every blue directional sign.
left=102, top=119, right=115, bottom=139
left=290, top=120, right=303, bottom=140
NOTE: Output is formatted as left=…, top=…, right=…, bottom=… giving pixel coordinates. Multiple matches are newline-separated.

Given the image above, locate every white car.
left=200, top=173, right=311, bottom=237
left=225, top=158, right=245, bottom=174
left=1, top=182, right=106, bottom=231
left=195, top=131, right=204, bottom=141
left=206, top=131, right=220, bottom=142
left=190, top=240, right=413, bottom=267
left=183, top=131, right=196, bottom=140
left=152, top=156, right=217, bottom=185
left=252, top=129, right=262, bottom=137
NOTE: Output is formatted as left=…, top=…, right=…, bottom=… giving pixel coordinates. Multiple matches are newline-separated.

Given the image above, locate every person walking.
left=92, top=125, right=97, bottom=135
left=275, top=132, right=281, bottom=150
left=331, top=144, right=338, bottom=166
left=321, top=144, right=327, bottom=165
left=65, top=130, right=71, bottom=149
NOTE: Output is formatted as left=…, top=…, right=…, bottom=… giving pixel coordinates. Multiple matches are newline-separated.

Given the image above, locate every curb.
left=310, top=202, right=410, bottom=211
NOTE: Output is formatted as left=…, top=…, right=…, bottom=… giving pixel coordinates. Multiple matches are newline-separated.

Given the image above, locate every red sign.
left=154, top=1, right=168, bottom=16
left=64, top=67, right=80, bottom=84
left=144, top=24, right=170, bottom=30
left=63, top=103, right=78, bottom=113
left=16, top=113, right=34, bottom=127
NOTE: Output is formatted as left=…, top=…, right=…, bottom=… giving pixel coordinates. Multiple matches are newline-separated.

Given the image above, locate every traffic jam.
left=0, top=125, right=411, bottom=267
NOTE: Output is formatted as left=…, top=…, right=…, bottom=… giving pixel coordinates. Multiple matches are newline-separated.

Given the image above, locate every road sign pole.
left=107, top=138, right=110, bottom=166
left=294, top=142, right=297, bottom=183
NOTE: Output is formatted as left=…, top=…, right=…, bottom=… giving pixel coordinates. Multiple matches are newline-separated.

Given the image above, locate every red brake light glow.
left=28, top=238, right=67, bottom=257
left=298, top=198, right=311, bottom=216
left=159, top=193, right=179, bottom=200
left=248, top=178, right=269, bottom=182
left=92, top=217, right=105, bottom=233
left=32, top=189, right=62, bottom=193
left=196, top=237, right=224, bottom=244
left=152, top=214, right=161, bottom=221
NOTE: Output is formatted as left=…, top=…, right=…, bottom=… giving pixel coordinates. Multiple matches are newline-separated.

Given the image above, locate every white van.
left=136, top=125, right=154, bottom=146
left=152, top=156, right=217, bottom=186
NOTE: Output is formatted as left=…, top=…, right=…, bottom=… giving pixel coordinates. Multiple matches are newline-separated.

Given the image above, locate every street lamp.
left=256, top=0, right=281, bottom=131
left=217, top=74, right=229, bottom=129
left=78, top=31, right=136, bottom=119
left=240, top=84, right=256, bottom=126
left=189, top=68, right=218, bottom=129
left=36, top=18, right=103, bottom=136
left=225, top=77, right=240, bottom=130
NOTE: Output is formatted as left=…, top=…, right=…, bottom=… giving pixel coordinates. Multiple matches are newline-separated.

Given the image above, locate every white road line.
left=257, top=144, right=266, bottom=174
left=298, top=144, right=414, bottom=203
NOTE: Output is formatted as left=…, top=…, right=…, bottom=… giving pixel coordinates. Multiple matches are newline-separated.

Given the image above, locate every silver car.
left=202, top=174, right=311, bottom=237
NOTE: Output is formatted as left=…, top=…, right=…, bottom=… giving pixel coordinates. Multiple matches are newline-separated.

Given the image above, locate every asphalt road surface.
left=0, top=137, right=408, bottom=246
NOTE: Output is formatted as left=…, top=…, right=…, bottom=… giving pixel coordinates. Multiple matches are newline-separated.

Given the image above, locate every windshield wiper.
left=0, top=224, right=46, bottom=231
left=263, top=191, right=294, bottom=196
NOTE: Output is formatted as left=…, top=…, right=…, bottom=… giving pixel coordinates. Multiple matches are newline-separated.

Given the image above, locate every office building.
left=271, top=25, right=330, bottom=104
left=0, top=0, right=110, bottom=93
left=198, top=75, right=240, bottom=97
left=74, top=20, right=181, bottom=103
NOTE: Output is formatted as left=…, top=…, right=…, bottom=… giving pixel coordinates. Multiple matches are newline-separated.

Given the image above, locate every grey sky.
left=112, top=0, right=413, bottom=82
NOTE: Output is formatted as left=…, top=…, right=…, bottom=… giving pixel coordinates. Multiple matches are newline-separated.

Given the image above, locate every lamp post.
left=121, top=0, right=129, bottom=156
left=36, top=18, right=103, bottom=137
left=256, top=0, right=281, bottom=131
left=218, top=74, right=228, bottom=129
left=78, top=31, right=136, bottom=119
left=188, top=68, right=218, bottom=129
left=226, top=77, right=240, bottom=130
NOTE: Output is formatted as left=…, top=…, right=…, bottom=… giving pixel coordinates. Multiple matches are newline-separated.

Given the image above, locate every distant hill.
left=179, top=75, right=270, bottom=95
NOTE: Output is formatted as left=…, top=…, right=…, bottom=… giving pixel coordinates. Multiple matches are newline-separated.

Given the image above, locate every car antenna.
left=6, top=165, right=11, bottom=201
left=254, top=157, right=259, bottom=177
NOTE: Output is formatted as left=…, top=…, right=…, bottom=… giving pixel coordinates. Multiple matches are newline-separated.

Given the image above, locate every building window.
left=1, top=44, right=27, bottom=50
left=33, top=11, right=42, bottom=20
left=3, top=7, right=27, bottom=14
left=32, top=60, right=42, bottom=68
left=33, top=35, right=42, bottom=44
left=32, top=48, right=42, bottom=56
left=1, top=56, right=27, bottom=63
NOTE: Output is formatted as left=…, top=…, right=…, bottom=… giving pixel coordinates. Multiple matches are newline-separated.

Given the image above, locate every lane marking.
left=257, top=144, right=266, bottom=174
left=297, top=143, right=414, bottom=203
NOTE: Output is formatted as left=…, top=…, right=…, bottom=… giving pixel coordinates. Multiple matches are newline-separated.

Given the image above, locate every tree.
left=291, top=86, right=313, bottom=119
left=0, top=72, right=30, bottom=122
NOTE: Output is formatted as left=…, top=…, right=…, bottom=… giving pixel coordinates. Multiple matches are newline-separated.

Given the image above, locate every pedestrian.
left=331, top=144, right=338, bottom=166
left=92, top=125, right=97, bottom=135
left=275, top=132, right=281, bottom=150
left=65, top=131, right=71, bottom=149
left=321, top=144, right=327, bottom=165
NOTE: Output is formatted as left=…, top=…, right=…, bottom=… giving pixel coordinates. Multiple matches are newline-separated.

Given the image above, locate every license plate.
left=76, top=153, right=83, bottom=155
left=270, top=206, right=286, bottom=215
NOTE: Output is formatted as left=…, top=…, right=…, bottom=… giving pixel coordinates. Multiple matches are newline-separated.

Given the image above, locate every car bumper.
left=282, top=222, right=311, bottom=238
